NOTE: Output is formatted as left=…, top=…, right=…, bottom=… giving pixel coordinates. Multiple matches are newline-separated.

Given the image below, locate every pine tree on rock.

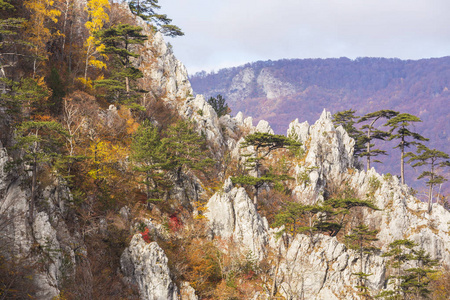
left=131, top=120, right=172, bottom=202
left=94, top=24, right=147, bottom=105
left=358, top=110, right=398, bottom=170
left=380, top=239, right=416, bottom=299
left=332, top=109, right=365, bottom=156
left=406, top=145, right=450, bottom=212
left=386, top=113, right=428, bottom=185
left=207, top=94, right=230, bottom=118
left=162, top=120, right=214, bottom=182
left=345, top=224, right=379, bottom=298
left=232, top=132, right=301, bottom=206
left=13, top=120, right=68, bottom=223
left=127, top=0, right=184, bottom=37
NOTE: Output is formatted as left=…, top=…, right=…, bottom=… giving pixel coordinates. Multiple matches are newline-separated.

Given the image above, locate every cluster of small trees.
left=333, top=109, right=449, bottom=211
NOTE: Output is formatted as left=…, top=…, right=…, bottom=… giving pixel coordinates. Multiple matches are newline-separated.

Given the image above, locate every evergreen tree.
left=162, top=120, right=214, bottom=182
left=380, top=239, right=416, bottom=299
left=94, top=24, right=147, bottom=105
left=131, top=120, right=172, bottom=202
left=345, top=224, right=379, bottom=298
left=358, top=110, right=398, bottom=170
left=386, top=113, right=428, bottom=185
left=232, top=132, right=301, bottom=205
left=380, top=239, right=437, bottom=299
left=402, top=249, right=437, bottom=299
left=127, top=0, right=183, bottom=37
left=406, top=145, right=450, bottom=212
left=332, top=109, right=365, bottom=156
left=0, top=0, right=26, bottom=81
left=13, top=120, right=68, bottom=222
left=46, top=67, right=66, bottom=116
left=207, top=94, right=230, bottom=118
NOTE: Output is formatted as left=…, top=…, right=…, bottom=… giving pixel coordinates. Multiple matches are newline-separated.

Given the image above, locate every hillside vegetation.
left=1, top=1, right=450, bottom=299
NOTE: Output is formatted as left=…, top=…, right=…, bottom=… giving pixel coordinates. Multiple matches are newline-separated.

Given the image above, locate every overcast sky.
left=161, top=0, right=450, bottom=75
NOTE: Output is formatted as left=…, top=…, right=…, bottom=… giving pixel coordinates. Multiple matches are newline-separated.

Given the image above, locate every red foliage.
left=169, top=214, right=182, bottom=232
left=140, top=227, right=151, bottom=243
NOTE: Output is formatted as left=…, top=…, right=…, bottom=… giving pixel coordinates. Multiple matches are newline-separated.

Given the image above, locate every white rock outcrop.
left=205, top=178, right=269, bottom=261
left=288, top=109, right=355, bottom=203
left=0, top=145, right=80, bottom=299
left=205, top=109, right=450, bottom=299
left=277, top=234, right=385, bottom=300
left=121, top=235, right=178, bottom=300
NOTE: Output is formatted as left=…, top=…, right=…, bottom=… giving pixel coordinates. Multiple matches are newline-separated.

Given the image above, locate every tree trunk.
left=253, top=186, right=258, bottom=206
left=428, top=168, right=434, bottom=212
left=367, top=127, right=371, bottom=170
left=29, top=158, right=37, bottom=224
left=400, top=140, right=405, bottom=185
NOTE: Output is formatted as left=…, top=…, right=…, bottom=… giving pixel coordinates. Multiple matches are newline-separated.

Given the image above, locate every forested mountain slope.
left=190, top=57, right=450, bottom=193
left=1, top=0, right=450, bottom=299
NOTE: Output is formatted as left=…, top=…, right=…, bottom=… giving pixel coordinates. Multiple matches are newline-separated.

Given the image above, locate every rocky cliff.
left=1, top=2, right=449, bottom=300
left=205, top=109, right=450, bottom=299
left=0, top=142, right=84, bottom=299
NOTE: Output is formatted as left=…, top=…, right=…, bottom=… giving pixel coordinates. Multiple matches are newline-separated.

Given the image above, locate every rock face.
left=205, top=178, right=269, bottom=261
left=278, top=234, right=385, bottom=300
left=288, top=109, right=356, bottom=203
left=256, top=68, right=297, bottom=100
left=205, top=110, right=450, bottom=299
left=0, top=144, right=82, bottom=299
left=121, top=235, right=178, bottom=300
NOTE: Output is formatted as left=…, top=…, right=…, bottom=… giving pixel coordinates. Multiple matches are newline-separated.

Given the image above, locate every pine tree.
left=380, top=240, right=437, bottom=299
left=13, top=120, right=68, bottom=222
left=380, top=239, right=416, bottom=299
left=232, top=132, right=301, bottom=205
left=131, top=120, right=172, bottom=202
left=345, top=224, right=379, bottom=298
left=162, top=120, right=214, bottom=182
left=386, top=113, right=428, bottom=185
left=332, top=109, right=365, bottom=156
left=127, top=0, right=183, bottom=37
left=207, top=94, right=230, bottom=118
left=94, top=24, right=147, bottom=105
left=358, top=110, right=398, bottom=170
left=406, top=145, right=450, bottom=212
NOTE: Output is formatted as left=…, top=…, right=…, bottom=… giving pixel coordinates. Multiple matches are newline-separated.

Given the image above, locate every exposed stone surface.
left=228, top=68, right=256, bottom=104
left=256, top=68, right=297, bottom=100
left=180, top=282, right=198, bottom=300
left=121, top=235, right=178, bottom=300
left=348, top=168, right=450, bottom=264
left=288, top=109, right=356, bottom=203
left=0, top=145, right=81, bottom=299
left=205, top=109, right=450, bottom=299
left=277, top=234, right=385, bottom=300
left=205, top=178, right=269, bottom=260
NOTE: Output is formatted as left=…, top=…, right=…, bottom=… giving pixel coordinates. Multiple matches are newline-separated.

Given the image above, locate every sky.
left=161, top=0, right=450, bottom=75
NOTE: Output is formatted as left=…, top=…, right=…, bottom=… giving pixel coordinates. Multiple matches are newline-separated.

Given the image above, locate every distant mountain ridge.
left=189, top=57, right=450, bottom=193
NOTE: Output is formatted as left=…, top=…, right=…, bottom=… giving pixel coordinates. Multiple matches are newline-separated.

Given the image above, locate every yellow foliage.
left=118, top=106, right=140, bottom=134
left=76, top=77, right=93, bottom=90
left=84, top=0, right=110, bottom=73
left=24, top=0, right=61, bottom=63
left=87, top=140, right=128, bottom=180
